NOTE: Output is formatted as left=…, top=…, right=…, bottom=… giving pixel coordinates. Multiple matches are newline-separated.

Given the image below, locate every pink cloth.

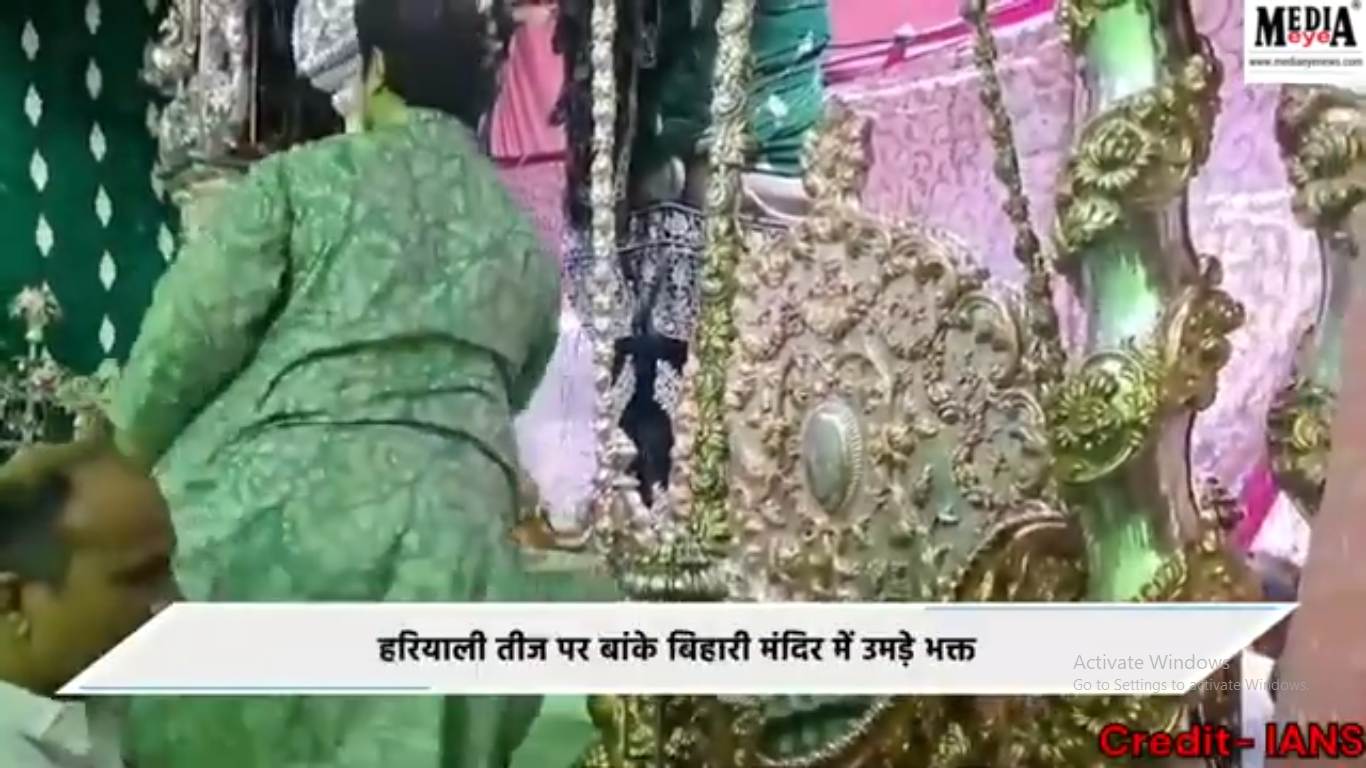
left=1237, top=461, right=1281, bottom=551
left=490, top=18, right=564, bottom=162
left=829, top=0, right=1035, bottom=61
left=827, top=0, right=1057, bottom=85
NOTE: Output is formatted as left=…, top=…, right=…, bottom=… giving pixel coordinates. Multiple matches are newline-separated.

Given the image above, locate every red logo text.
left=1287, top=29, right=1341, bottom=46
left=1265, top=722, right=1366, bottom=758
left=1097, top=723, right=1252, bottom=759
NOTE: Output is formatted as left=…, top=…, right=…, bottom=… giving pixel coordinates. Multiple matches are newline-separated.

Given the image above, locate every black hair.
left=354, top=0, right=514, bottom=130
left=0, top=442, right=107, bottom=586
left=553, top=0, right=649, bottom=227
left=260, top=0, right=346, bottom=150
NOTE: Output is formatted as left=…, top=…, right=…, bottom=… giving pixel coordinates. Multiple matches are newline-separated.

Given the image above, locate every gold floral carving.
left=1266, top=378, right=1333, bottom=515
left=901, top=497, right=1251, bottom=768
left=608, top=505, right=1248, bottom=766
left=1046, top=257, right=1243, bottom=484
left=1159, top=258, right=1245, bottom=412
left=1047, top=345, right=1161, bottom=483
left=685, top=0, right=758, bottom=551
left=966, top=0, right=1067, bottom=387
left=579, top=695, right=656, bottom=768
left=724, top=117, right=1052, bottom=604
left=578, top=694, right=753, bottom=768
left=1277, top=85, right=1366, bottom=230
left=1264, top=85, right=1364, bottom=517
left=1053, top=51, right=1222, bottom=266
left=1056, top=0, right=1129, bottom=51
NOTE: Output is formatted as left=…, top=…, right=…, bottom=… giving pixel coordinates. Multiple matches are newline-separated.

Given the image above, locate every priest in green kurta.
left=106, top=0, right=559, bottom=765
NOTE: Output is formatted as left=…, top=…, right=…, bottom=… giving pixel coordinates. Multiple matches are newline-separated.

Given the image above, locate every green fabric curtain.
left=0, top=0, right=172, bottom=374
left=633, top=0, right=829, bottom=182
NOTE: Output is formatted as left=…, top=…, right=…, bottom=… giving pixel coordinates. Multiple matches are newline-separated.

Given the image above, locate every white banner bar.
left=62, top=602, right=1293, bottom=697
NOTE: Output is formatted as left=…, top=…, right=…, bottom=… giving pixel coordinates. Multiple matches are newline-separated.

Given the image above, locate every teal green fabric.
left=109, top=110, right=572, bottom=768
left=634, top=0, right=830, bottom=181
left=0, top=0, right=171, bottom=371
left=745, top=0, right=830, bottom=176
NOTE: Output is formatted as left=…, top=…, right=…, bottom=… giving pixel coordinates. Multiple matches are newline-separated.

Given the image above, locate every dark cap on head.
left=355, top=0, right=513, bottom=129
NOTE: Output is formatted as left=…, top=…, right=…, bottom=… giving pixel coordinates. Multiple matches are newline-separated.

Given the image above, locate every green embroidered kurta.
left=109, top=110, right=562, bottom=768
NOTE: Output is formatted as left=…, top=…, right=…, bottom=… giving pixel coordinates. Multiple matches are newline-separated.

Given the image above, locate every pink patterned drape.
left=838, top=4, right=1320, bottom=488
left=506, top=0, right=1322, bottom=526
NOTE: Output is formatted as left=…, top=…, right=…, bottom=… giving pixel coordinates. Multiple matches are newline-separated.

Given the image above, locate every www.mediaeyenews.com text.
left=1248, top=56, right=1366, bottom=68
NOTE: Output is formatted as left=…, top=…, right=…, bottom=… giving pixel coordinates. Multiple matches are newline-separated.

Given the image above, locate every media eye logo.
left=1253, top=4, right=1360, bottom=48
left=1244, top=0, right=1366, bottom=85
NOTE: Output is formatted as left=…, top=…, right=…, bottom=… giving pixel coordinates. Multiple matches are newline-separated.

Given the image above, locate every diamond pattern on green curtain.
left=0, top=19, right=45, bottom=325
left=1, top=0, right=171, bottom=374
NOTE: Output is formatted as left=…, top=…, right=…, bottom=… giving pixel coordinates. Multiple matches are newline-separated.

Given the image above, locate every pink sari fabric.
left=1237, top=459, right=1312, bottom=566
left=1237, top=460, right=1281, bottom=551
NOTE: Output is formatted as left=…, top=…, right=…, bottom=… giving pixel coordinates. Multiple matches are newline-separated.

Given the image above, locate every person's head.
left=292, top=0, right=364, bottom=130
left=0, top=440, right=177, bottom=694
left=354, top=0, right=513, bottom=130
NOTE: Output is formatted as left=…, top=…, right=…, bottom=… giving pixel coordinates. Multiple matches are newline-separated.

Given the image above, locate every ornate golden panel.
left=577, top=97, right=1253, bottom=768
left=723, top=103, right=1064, bottom=606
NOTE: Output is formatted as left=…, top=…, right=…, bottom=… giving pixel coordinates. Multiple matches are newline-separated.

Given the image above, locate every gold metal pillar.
left=1050, top=0, right=1240, bottom=602
left=1267, top=86, right=1366, bottom=517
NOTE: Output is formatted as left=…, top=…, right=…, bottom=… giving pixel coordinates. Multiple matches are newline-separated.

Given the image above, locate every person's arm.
left=511, top=320, right=557, bottom=414
left=509, top=237, right=562, bottom=414
left=109, top=158, right=292, bottom=466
